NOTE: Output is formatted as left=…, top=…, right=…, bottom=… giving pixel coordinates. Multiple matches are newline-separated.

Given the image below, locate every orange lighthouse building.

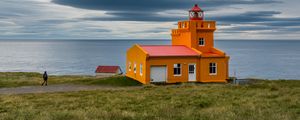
left=126, top=4, right=230, bottom=84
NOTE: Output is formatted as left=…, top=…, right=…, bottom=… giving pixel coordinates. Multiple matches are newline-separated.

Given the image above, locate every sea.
left=0, top=39, right=299, bottom=80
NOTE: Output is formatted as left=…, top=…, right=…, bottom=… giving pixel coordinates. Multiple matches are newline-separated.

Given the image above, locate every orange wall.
left=169, top=20, right=229, bottom=83
left=126, top=45, right=229, bottom=84
left=171, top=20, right=216, bottom=53
left=171, top=30, right=191, bottom=47
left=143, top=56, right=228, bottom=84
left=199, top=57, right=229, bottom=82
left=146, top=56, right=199, bottom=84
left=194, top=31, right=214, bottom=52
left=126, top=44, right=147, bottom=84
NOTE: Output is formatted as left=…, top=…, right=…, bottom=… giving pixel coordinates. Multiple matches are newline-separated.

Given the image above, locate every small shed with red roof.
left=95, top=65, right=122, bottom=77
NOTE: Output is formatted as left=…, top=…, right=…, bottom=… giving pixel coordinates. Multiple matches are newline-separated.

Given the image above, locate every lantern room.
left=189, top=4, right=204, bottom=20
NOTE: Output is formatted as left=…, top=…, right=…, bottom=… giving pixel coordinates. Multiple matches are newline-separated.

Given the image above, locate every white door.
left=188, top=64, right=196, bottom=81
left=150, top=66, right=167, bottom=82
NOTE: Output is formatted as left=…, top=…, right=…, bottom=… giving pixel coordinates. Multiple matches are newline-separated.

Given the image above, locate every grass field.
left=0, top=72, right=142, bottom=88
left=0, top=72, right=299, bottom=120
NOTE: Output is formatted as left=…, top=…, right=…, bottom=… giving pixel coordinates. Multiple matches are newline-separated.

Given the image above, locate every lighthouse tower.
left=172, top=4, right=216, bottom=53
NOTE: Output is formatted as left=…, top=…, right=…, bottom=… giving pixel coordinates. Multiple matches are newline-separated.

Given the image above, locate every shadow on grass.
left=74, top=76, right=143, bottom=87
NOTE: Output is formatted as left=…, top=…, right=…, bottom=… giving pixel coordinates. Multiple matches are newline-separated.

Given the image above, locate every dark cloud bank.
left=52, top=0, right=280, bottom=11
left=52, top=0, right=281, bottom=21
left=52, top=0, right=300, bottom=35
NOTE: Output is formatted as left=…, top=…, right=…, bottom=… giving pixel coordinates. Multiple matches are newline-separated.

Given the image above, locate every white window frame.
left=140, top=63, right=143, bottom=76
left=209, top=63, right=217, bottom=75
left=199, top=38, right=205, bottom=46
left=128, top=62, right=131, bottom=71
left=173, top=64, right=181, bottom=76
left=134, top=63, right=137, bottom=73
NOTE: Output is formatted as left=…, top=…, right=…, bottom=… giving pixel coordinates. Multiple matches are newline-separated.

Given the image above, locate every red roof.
left=95, top=66, right=120, bottom=73
left=190, top=4, right=202, bottom=12
left=202, top=52, right=224, bottom=57
left=140, top=45, right=200, bottom=57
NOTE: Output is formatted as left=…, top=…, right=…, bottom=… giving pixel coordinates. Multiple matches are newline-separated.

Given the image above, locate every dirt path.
left=0, top=84, right=141, bottom=95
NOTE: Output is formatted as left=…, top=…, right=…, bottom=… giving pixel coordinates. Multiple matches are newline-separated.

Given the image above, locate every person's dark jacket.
left=43, top=72, right=48, bottom=81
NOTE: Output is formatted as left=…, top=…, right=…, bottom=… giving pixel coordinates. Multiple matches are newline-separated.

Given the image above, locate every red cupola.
left=189, top=4, right=204, bottom=20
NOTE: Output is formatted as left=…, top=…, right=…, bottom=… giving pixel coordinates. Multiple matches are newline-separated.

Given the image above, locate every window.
left=140, top=64, right=143, bottom=76
left=209, top=63, right=217, bottom=75
left=199, top=38, right=205, bottom=46
left=134, top=63, right=137, bottom=73
left=189, top=65, right=195, bottom=74
left=128, top=62, right=131, bottom=71
left=173, top=64, right=181, bottom=76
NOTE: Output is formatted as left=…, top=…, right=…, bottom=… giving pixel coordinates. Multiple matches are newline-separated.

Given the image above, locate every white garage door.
left=150, top=66, right=167, bottom=82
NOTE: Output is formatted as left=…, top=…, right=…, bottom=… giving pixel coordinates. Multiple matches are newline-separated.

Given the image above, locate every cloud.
left=0, top=0, right=300, bottom=39
left=0, top=0, right=116, bottom=39
left=210, top=11, right=281, bottom=23
left=52, top=0, right=280, bottom=12
left=210, top=10, right=300, bottom=35
left=51, top=0, right=300, bottom=39
left=209, top=11, right=300, bottom=24
left=52, top=0, right=281, bottom=22
left=132, top=27, right=170, bottom=34
left=81, top=12, right=184, bottom=22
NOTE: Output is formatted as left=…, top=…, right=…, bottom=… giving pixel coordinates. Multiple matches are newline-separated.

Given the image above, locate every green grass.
left=0, top=72, right=142, bottom=88
left=0, top=79, right=299, bottom=120
left=0, top=72, right=299, bottom=119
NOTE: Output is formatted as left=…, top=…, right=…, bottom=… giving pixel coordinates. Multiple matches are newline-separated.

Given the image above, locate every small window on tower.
left=199, top=38, right=205, bottom=46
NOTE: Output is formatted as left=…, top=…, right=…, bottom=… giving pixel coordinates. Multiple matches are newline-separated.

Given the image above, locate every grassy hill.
left=0, top=72, right=299, bottom=120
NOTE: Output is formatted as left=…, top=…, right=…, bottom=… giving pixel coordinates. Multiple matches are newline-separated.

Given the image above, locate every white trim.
left=140, top=63, right=143, bottom=76
left=188, top=63, right=196, bottom=81
left=165, top=66, right=168, bottom=82
left=174, top=74, right=182, bottom=77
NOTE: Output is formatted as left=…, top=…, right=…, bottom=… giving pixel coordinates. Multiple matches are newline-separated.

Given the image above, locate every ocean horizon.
left=0, top=39, right=299, bottom=80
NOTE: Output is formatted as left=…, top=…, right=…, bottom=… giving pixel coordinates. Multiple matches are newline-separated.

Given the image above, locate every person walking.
left=42, top=71, right=48, bottom=86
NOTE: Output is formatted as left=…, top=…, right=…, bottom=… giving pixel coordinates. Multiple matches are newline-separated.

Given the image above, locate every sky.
left=0, top=0, right=299, bottom=40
